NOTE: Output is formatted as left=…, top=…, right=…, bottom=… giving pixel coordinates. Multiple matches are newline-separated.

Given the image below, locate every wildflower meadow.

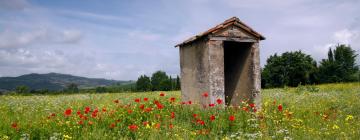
left=0, top=83, right=359, bottom=139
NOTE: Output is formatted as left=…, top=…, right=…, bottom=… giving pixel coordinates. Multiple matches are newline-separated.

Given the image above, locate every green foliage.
left=175, top=75, right=181, bottom=90
left=0, top=83, right=359, bottom=139
left=262, top=51, right=318, bottom=88
left=95, top=86, right=107, bottom=93
left=136, top=75, right=152, bottom=91
left=318, top=44, right=359, bottom=83
left=135, top=71, right=180, bottom=92
left=151, top=71, right=170, bottom=91
left=65, top=83, right=79, bottom=93
left=15, top=85, right=29, bottom=94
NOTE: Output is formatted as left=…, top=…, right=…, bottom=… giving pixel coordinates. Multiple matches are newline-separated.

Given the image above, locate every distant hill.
left=0, top=73, right=130, bottom=91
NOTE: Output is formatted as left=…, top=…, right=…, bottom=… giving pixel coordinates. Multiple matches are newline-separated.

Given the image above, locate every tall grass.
left=0, top=83, right=359, bottom=139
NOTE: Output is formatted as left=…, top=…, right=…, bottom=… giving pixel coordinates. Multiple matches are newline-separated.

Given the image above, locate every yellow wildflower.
left=332, top=124, right=339, bottom=129
left=63, top=135, right=72, bottom=139
left=1, top=135, right=9, bottom=140
left=345, top=115, right=353, bottom=121
left=145, top=124, right=151, bottom=129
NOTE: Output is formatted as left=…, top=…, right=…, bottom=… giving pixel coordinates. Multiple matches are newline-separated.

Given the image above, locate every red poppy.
left=202, top=92, right=209, bottom=97
left=160, top=92, right=165, bottom=96
left=253, top=108, right=257, bottom=112
left=109, top=123, right=116, bottom=128
left=210, top=115, right=215, bottom=121
left=78, top=114, right=84, bottom=119
left=91, top=109, right=98, bottom=118
left=197, top=120, right=205, bottom=125
left=169, top=124, right=174, bottom=129
left=139, top=104, right=145, bottom=110
left=170, top=97, right=176, bottom=102
left=128, top=124, right=138, bottom=131
left=134, top=98, right=140, bottom=103
left=128, top=110, right=133, bottom=114
left=91, top=112, right=97, bottom=118
left=156, top=103, right=164, bottom=109
left=143, top=121, right=149, bottom=126
left=64, top=108, right=72, bottom=116
left=85, top=106, right=91, bottom=114
left=88, top=121, right=93, bottom=125
left=216, top=99, right=223, bottom=104
left=249, top=103, right=255, bottom=108
left=193, top=114, right=198, bottom=118
left=171, top=112, right=175, bottom=119
left=77, top=110, right=81, bottom=115
left=209, top=103, right=215, bottom=107
left=114, top=100, right=119, bottom=103
left=78, top=120, right=84, bottom=125
left=143, top=98, right=148, bottom=101
left=145, top=107, right=152, bottom=112
left=154, top=100, right=160, bottom=104
left=242, top=107, right=249, bottom=112
left=278, top=104, right=283, bottom=112
left=50, top=113, right=56, bottom=117
left=229, top=115, right=235, bottom=121
left=188, top=101, right=192, bottom=104
left=155, top=123, right=161, bottom=129
left=102, top=107, right=107, bottom=112
left=11, top=122, right=17, bottom=128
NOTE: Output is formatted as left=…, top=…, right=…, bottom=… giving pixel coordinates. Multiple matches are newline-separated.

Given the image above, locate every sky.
left=0, top=0, right=359, bottom=80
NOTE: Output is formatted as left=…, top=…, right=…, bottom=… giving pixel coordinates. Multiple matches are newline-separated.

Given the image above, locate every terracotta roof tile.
left=175, top=17, right=265, bottom=47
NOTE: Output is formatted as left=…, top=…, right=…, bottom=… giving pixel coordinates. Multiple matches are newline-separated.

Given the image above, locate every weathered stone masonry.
left=176, top=17, right=265, bottom=108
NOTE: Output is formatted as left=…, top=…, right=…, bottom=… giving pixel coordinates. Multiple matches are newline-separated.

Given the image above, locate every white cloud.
left=308, top=28, right=360, bottom=62
left=0, top=28, right=83, bottom=48
left=333, top=29, right=359, bottom=44
left=128, top=30, right=162, bottom=41
left=56, top=9, right=130, bottom=22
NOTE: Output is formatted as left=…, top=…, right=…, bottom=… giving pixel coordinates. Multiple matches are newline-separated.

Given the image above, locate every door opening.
left=223, top=41, right=253, bottom=105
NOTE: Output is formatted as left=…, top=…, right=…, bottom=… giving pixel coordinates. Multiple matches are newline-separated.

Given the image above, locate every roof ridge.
left=175, top=17, right=265, bottom=47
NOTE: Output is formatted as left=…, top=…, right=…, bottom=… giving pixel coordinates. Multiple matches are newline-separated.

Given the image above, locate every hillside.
left=0, top=73, right=129, bottom=91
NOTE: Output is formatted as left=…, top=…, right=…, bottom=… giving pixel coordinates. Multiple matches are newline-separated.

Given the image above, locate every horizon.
left=0, top=0, right=359, bottom=80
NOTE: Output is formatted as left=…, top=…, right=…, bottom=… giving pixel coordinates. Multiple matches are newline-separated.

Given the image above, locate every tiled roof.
left=175, top=17, right=265, bottom=47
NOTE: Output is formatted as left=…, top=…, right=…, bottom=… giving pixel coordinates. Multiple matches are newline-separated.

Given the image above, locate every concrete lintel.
left=209, top=37, right=258, bottom=43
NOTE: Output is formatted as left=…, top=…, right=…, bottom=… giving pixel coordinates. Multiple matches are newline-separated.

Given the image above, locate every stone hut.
left=175, top=17, right=265, bottom=107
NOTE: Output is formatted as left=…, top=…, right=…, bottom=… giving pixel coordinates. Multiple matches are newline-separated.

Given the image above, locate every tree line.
left=262, top=44, right=359, bottom=88
left=136, top=71, right=180, bottom=92
left=8, top=44, right=358, bottom=94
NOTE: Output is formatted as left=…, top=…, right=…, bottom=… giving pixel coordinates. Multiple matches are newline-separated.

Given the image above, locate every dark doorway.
left=223, top=41, right=253, bottom=105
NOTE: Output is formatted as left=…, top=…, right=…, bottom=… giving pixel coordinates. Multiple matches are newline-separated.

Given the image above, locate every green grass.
left=0, top=83, right=359, bottom=139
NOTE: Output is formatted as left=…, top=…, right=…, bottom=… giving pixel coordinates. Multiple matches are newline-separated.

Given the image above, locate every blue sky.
left=0, top=0, right=359, bottom=80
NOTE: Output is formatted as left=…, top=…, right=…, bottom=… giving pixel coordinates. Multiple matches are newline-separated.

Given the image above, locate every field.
left=0, top=83, right=359, bottom=140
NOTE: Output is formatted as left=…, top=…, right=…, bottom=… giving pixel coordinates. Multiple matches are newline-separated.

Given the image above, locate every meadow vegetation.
left=0, top=83, right=359, bottom=139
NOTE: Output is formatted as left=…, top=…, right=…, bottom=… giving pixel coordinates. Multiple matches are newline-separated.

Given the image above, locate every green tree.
left=95, top=86, right=107, bottom=93
left=262, top=51, right=318, bottom=88
left=175, top=75, right=181, bottom=90
left=159, top=78, right=172, bottom=91
left=151, top=71, right=171, bottom=91
left=15, top=85, right=29, bottom=94
left=136, top=75, right=152, bottom=91
left=318, top=44, right=359, bottom=83
left=66, top=83, right=79, bottom=93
